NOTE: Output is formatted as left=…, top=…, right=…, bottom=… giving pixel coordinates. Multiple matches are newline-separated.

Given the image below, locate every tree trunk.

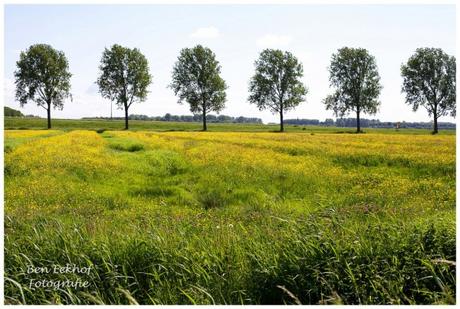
left=47, top=103, right=51, bottom=129
left=280, top=111, right=284, bottom=132
left=124, top=104, right=129, bottom=130
left=279, top=103, right=284, bottom=132
left=202, top=108, right=207, bottom=131
left=433, top=112, right=438, bottom=134
left=356, top=110, right=361, bottom=133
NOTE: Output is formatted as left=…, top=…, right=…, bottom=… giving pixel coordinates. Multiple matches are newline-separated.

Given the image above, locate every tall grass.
left=4, top=215, right=455, bottom=304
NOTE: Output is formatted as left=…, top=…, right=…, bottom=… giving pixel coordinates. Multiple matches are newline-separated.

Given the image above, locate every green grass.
left=4, top=116, right=456, bottom=135
left=4, top=129, right=456, bottom=304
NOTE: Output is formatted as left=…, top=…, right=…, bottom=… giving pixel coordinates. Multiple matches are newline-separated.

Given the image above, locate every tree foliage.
left=248, top=49, right=307, bottom=132
left=4, top=106, right=24, bottom=117
left=97, top=44, right=152, bottom=129
left=170, top=45, right=227, bottom=131
left=323, top=47, right=382, bottom=132
left=401, top=48, right=456, bottom=134
left=14, top=44, right=72, bottom=129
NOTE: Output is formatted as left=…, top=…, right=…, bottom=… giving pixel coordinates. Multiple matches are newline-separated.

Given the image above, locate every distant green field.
left=4, top=117, right=455, bottom=135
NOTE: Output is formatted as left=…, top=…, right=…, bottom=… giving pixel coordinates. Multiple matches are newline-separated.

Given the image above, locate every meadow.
left=3, top=120, right=456, bottom=304
left=4, top=116, right=455, bottom=134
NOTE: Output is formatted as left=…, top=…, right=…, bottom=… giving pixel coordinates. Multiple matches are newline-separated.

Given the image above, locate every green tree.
left=248, top=49, right=307, bottom=132
left=401, top=48, right=456, bottom=134
left=14, top=44, right=72, bottom=129
left=323, top=47, right=382, bottom=133
left=4, top=106, right=24, bottom=117
left=97, top=44, right=152, bottom=130
left=170, top=45, right=227, bottom=131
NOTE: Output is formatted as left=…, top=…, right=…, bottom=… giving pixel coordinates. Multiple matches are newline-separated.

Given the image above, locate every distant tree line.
left=4, top=106, right=39, bottom=118
left=4, top=106, right=24, bottom=117
left=284, top=117, right=456, bottom=129
left=13, top=43, right=456, bottom=133
left=83, top=113, right=263, bottom=123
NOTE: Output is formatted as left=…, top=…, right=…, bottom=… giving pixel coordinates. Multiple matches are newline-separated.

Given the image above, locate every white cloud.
left=4, top=78, right=16, bottom=104
left=190, top=27, right=220, bottom=39
left=86, top=83, right=99, bottom=95
left=256, top=34, right=293, bottom=48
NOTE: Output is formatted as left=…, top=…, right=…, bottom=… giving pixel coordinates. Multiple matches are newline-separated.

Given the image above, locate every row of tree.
left=284, top=117, right=456, bottom=130
left=14, top=44, right=456, bottom=133
left=84, top=113, right=263, bottom=123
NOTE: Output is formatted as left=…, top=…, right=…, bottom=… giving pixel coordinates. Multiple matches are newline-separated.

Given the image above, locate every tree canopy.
left=323, top=47, right=382, bottom=133
left=401, top=48, right=456, bottom=134
left=4, top=106, right=24, bottom=117
left=14, top=44, right=72, bottom=129
left=170, top=45, right=227, bottom=131
left=97, top=44, right=152, bottom=130
left=248, top=49, right=307, bottom=132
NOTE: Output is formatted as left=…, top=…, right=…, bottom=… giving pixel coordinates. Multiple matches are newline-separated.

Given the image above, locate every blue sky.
left=4, top=4, right=456, bottom=123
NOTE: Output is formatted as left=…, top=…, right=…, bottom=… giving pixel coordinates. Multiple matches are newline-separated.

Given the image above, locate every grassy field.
left=4, top=116, right=456, bottom=135
left=3, top=123, right=456, bottom=304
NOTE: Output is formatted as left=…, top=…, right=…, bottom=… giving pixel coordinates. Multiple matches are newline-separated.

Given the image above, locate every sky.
left=3, top=4, right=456, bottom=123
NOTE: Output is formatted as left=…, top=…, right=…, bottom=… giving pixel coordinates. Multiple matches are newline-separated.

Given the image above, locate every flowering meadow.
left=4, top=128, right=455, bottom=304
